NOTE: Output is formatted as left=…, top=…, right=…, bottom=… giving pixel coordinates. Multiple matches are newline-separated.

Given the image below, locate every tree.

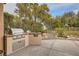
left=60, top=11, right=76, bottom=27
left=75, top=11, right=79, bottom=27
left=15, top=3, right=51, bottom=32
left=4, top=12, right=14, bottom=33
left=13, top=16, right=22, bottom=28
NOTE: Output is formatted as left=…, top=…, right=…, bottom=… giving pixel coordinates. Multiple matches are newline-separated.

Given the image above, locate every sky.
left=4, top=3, right=79, bottom=16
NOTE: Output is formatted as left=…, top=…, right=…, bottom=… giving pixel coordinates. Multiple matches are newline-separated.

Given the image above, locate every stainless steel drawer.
left=12, top=40, right=25, bottom=51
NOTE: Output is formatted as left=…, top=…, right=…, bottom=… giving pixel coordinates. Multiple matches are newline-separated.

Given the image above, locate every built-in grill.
left=5, top=28, right=29, bottom=55
left=10, top=28, right=26, bottom=51
left=11, top=28, right=25, bottom=39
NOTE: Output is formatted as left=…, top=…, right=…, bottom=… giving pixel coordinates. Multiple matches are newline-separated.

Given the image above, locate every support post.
left=0, top=3, right=4, bottom=55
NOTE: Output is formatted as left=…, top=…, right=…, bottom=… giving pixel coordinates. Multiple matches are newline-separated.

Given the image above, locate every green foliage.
left=60, top=11, right=79, bottom=27
left=4, top=4, right=79, bottom=35
left=64, top=31, right=79, bottom=37
left=55, top=28, right=67, bottom=38
left=4, top=12, right=14, bottom=34
left=15, top=3, right=51, bottom=32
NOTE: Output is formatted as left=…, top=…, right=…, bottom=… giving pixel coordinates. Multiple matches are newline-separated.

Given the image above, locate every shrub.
left=65, top=31, right=79, bottom=37
left=55, top=28, right=67, bottom=38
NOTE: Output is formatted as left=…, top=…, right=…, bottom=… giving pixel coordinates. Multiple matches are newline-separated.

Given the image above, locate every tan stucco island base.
left=6, top=33, right=42, bottom=55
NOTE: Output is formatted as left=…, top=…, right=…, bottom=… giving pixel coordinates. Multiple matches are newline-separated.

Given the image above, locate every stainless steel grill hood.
left=11, top=28, right=25, bottom=39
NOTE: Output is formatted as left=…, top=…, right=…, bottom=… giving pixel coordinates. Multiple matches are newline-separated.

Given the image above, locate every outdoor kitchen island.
left=5, top=28, right=42, bottom=55
left=5, top=28, right=29, bottom=55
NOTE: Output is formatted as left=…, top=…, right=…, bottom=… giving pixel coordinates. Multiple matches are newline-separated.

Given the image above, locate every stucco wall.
left=28, top=34, right=42, bottom=45
left=0, top=4, right=4, bottom=50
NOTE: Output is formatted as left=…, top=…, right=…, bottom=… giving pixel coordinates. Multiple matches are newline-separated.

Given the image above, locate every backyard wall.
left=28, top=34, right=42, bottom=45
left=0, top=4, right=4, bottom=51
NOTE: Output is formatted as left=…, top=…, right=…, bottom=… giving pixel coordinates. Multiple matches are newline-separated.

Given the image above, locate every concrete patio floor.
left=9, top=40, right=79, bottom=56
